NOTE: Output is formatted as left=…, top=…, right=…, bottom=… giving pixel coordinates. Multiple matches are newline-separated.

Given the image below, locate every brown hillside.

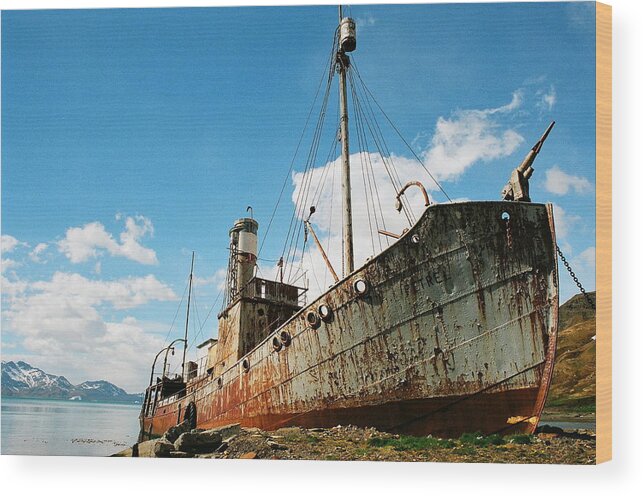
left=546, top=292, right=596, bottom=410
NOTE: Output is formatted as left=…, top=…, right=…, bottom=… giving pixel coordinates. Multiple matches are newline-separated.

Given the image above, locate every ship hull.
left=141, top=201, right=558, bottom=439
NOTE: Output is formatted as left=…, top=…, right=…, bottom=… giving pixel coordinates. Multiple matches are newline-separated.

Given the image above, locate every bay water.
left=1, top=397, right=140, bottom=456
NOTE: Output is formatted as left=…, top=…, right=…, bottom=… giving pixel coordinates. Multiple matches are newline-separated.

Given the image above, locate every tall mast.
left=181, top=251, right=195, bottom=380
left=337, top=6, right=355, bottom=275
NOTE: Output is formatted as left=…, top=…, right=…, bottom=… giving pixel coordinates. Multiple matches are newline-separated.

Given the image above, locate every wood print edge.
left=595, top=0, right=612, bottom=464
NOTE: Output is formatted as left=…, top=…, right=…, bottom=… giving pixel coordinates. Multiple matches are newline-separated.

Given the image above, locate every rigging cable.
left=282, top=42, right=338, bottom=281
left=258, top=34, right=339, bottom=258
left=351, top=58, right=452, bottom=202
left=347, top=68, right=415, bottom=225
left=161, top=277, right=190, bottom=347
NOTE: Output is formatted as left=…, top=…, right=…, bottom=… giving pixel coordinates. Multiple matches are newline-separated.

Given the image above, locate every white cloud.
left=421, top=92, right=524, bottom=182
left=278, top=92, right=530, bottom=298
left=3, top=317, right=167, bottom=392
left=1, top=258, right=18, bottom=274
left=2, top=272, right=177, bottom=390
left=537, top=85, right=557, bottom=111
left=577, top=246, right=596, bottom=267
left=57, top=215, right=158, bottom=265
left=28, top=243, right=49, bottom=263
left=194, top=268, right=227, bottom=290
left=287, top=148, right=465, bottom=296
left=30, top=272, right=176, bottom=310
left=552, top=204, right=580, bottom=240
left=1, top=235, right=27, bottom=254
left=1, top=273, right=28, bottom=296
left=544, top=165, right=592, bottom=195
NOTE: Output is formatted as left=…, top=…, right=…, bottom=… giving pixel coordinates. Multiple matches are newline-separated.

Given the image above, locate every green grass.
left=507, top=434, right=533, bottom=445
left=368, top=435, right=455, bottom=450
left=546, top=396, right=596, bottom=412
left=458, top=432, right=506, bottom=447
left=365, top=432, right=534, bottom=453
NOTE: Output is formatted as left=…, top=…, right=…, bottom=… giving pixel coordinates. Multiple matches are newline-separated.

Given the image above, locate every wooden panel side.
left=595, top=1, right=612, bottom=465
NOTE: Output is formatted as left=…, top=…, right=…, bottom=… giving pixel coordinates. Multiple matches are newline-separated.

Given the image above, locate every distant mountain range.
left=1, top=360, right=142, bottom=403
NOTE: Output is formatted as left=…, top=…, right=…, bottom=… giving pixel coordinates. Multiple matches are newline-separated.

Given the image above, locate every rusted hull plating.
left=142, top=201, right=558, bottom=438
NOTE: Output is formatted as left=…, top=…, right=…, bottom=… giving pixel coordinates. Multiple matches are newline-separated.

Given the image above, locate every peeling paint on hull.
left=141, top=201, right=558, bottom=439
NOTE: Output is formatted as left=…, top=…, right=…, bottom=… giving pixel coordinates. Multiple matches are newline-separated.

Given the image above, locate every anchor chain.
left=556, top=244, right=595, bottom=310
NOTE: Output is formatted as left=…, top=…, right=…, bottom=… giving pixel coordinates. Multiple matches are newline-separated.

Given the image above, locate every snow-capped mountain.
left=77, top=380, right=128, bottom=398
left=1, top=361, right=141, bottom=403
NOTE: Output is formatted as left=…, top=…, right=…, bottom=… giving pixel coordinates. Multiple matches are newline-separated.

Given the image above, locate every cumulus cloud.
left=1, top=258, right=18, bottom=274
left=285, top=152, right=417, bottom=295
left=3, top=316, right=167, bottom=392
left=29, top=243, right=48, bottom=263
left=194, top=268, right=227, bottom=290
left=57, top=215, right=158, bottom=265
left=1, top=235, right=27, bottom=254
left=276, top=91, right=532, bottom=297
left=2, top=272, right=177, bottom=390
left=421, top=92, right=524, bottom=182
left=544, top=166, right=593, bottom=195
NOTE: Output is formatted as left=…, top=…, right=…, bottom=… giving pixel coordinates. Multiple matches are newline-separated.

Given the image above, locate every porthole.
left=242, top=359, right=250, bottom=373
left=306, top=310, right=321, bottom=329
left=501, top=211, right=510, bottom=221
left=411, top=234, right=420, bottom=244
left=280, top=331, right=292, bottom=347
left=353, top=278, right=370, bottom=296
left=318, top=304, right=333, bottom=323
left=272, top=336, right=283, bottom=352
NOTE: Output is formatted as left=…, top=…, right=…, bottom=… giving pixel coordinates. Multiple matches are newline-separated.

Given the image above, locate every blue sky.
left=1, top=3, right=597, bottom=391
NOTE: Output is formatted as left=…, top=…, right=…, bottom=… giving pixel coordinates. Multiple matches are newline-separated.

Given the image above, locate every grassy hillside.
left=545, top=292, right=596, bottom=411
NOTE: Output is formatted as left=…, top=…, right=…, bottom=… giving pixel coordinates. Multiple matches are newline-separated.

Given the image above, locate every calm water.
left=1, top=397, right=141, bottom=456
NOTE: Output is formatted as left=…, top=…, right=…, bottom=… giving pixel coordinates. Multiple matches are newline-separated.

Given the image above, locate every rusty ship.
left=140, top=8, right=559, bottom=440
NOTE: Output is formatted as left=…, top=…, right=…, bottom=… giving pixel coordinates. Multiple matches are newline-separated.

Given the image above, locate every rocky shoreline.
left=113, top=422, right=595, bottom=464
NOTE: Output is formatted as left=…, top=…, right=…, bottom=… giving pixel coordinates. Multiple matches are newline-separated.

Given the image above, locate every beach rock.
left=242, top=427, right=262, bottom=434
left=163, top=421, right=192, bottom=444
left=267, top=440, right=287, bottom=450
left=153, top=439, right=175, bottom=458
left=239, top=451, right=258, bottom=459
left=536, top=425, right=564, bottom=436
left=134, top=440, right=156, bottom=457
left=110, top=447, right=133, bottom=457
left=134, top=439, right=174, bottom=458
left=174, top=430, right=223, bottom=453
left=210, top=423, right=241, bottom=439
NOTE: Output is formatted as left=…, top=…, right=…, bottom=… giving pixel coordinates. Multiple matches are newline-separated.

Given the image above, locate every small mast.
left=181, top=251, right=195, bottom=380
left=337, top=6, right=356, bottom=275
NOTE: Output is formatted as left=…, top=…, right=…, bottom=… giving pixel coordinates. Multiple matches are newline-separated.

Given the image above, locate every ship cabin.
left=141, top=217, right=305, bottom=421
left=207, top=217, right=305, bottom=378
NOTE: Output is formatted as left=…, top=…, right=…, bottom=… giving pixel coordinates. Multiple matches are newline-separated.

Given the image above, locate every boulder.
left=536, top=425, right=564, bottom=436
left=209, top=423, right=241, bottom=440
left=135, top=439, right=175, bottom=458
left=153, top=439, right=175, bottom=458
left=163, top=421, right=192, bottom=444
left=267, top=440, right=287, bottom=450
left=174, top=430, right=223, bottom=453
